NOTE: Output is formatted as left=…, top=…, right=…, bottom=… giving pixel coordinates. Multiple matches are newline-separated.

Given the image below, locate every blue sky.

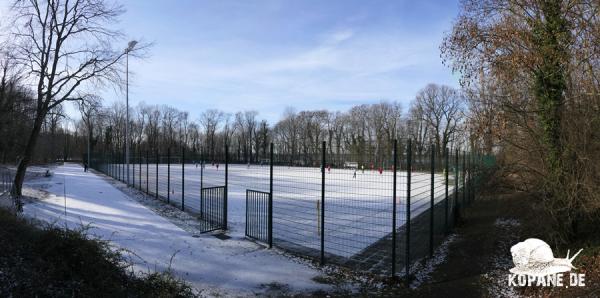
left=4, top=0, right=463, bottom=123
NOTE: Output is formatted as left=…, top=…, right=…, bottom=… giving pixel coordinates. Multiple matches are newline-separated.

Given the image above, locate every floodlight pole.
left=125, top=40, right=137, bottom=186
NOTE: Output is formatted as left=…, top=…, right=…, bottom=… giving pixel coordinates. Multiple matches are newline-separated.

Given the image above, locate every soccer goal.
left=344, top=161, right=359, bottom=169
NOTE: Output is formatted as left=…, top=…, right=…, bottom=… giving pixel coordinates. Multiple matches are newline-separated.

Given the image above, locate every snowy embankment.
left=22, top=163, right=328, bottom=296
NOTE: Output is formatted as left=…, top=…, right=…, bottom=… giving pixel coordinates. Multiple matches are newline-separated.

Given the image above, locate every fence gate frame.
left=244, top=143, right=273, bottom=247
left=199, top=185, right=227, bottom=233
left=245, top=189, right=271, bottom=245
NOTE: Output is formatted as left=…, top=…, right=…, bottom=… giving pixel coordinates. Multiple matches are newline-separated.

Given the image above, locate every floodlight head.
left=126, top=40, right=138, bottom=53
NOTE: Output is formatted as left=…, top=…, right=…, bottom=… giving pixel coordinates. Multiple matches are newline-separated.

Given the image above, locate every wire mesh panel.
left=1, top=166, right=14, bottom=196
left=246, top=190, right=271, bottom=245
left=271, top=149, right=323, bottom=260
left=180, top=151, right=202, bottom=214
left=394, top=141, right=408, bottom=276
left=431, top=147, right=450, bottom=252
left=324, top=142, right=395, bottom=274
left=158, top=151, right=173, bottom=203
left=145, top=151, right=159, bottom=200
left=408, top=144, right=434, bottom=265
left=168, top=154, right=184, bottom=210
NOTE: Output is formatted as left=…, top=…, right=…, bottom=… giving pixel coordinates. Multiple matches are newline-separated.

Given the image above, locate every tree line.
left=40, top=83, right=468, bottom=167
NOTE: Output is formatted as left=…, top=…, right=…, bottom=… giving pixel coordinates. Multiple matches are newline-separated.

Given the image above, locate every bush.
left=0, top=208, right=196, bottom=297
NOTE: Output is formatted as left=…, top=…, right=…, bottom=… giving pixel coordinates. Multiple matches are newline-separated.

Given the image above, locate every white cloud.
left=326, top=29, right=355, bottom=44
left=112, top=24, right=457, bottom=123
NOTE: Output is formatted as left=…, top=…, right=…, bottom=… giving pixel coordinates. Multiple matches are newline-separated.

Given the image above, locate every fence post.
left=182, top=146, right=185, bottom=211
left=121, top=149, right=124, bottom=182
left=168, top=147, right=171, bottom=204
left=139, top=147, right=142, bottom=190
left=429, top=144, right=434, bottom=258
left=455, top=149, right=460, bottom=219
left=155, top=149, right=159, bottom=199
left=224, top=144, right=229, bottom=230
left=136, top=147, right=139, bottom=188
left=391, top=139, right=397, bottom=277
left=466, top=152, right=470, bottom=205
left=269, top=142, right=274, bottom=248
left=133, top=146, right=136, bottom=188
left=462, top=151, right=466, bottom=208
left=146, top=149, right=149, bottom=193
left=200, top=149, right=204, bottom=218
left=444, top=147, right=449, bottom=234
left=405, top=139, right=412, bottom=279
left=470, top=153, right=474, bottom=203
left=118, top=150, right=121, bottom=181
left=132, top=144, right=136, bottom=189
left=320, top=141, right=326, bottom=266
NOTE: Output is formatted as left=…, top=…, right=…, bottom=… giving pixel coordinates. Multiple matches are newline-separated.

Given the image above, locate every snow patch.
left=494, top=218, right=521, bottom=228
left=21, top=163, right=331, bottom=296
left=484, top=218, right=522, bottom=297
left=409, top=234, right=458, bottom=289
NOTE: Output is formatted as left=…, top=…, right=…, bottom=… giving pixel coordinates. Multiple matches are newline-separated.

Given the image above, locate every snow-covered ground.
left=22, top=163, right=329, bottom=296
left=104, top=162, right=457, bottom=258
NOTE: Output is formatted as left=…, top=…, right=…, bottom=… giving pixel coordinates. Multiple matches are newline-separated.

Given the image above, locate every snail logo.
left=508, top=238, right=585, bottom=287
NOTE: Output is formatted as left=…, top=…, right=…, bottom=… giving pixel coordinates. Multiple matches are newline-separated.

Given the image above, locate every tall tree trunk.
left=533, top=1, right=569, bottom=176
left=533, top=1, right=573, bottom=238
left=12, top=111, right=46, bottom=196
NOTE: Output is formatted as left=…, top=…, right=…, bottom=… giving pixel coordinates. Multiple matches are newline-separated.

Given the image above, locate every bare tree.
left=406, top=101, right=429, bottom=157
left=199, top=109, right=223, bottom=159
left=413, top=84, right=464, bottom=156
left=9, top=0, right=133, bottom=195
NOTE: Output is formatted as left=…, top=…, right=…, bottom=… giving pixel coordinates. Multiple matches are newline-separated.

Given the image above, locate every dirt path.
left=408, top=191, right=537, bottom=297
